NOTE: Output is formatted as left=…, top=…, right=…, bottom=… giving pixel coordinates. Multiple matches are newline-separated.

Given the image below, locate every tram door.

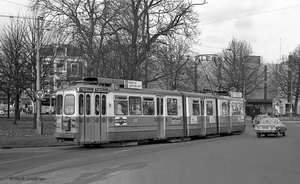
left=79, top=93, right=108, bottom=143
left=94, top=93, right=107, bottom=142
left=78, top=93, right=92, bottom=142
left=156, top=96, right=165, bottom=139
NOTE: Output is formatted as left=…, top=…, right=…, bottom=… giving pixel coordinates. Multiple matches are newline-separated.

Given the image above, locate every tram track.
left=0, top=132, right=244, bottom=182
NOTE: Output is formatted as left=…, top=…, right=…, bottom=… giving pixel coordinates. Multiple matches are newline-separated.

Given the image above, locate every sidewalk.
left=0, top=115, right=73, bottom=149
left=278, top=116, right=300, bottom=122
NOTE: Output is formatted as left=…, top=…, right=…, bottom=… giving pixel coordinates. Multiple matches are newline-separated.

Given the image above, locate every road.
left=1, top=119, right=300, bottom=184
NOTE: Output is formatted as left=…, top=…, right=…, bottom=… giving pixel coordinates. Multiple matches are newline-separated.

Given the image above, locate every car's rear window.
left=260, top=119, right=277, bottom=125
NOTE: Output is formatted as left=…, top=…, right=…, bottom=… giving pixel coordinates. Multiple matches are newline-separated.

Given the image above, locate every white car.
left=254, top=118, right=287, bottom=137
left=0, top=109, right=4, bottom=115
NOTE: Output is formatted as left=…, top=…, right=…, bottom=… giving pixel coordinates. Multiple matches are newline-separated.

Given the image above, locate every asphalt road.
left=0, top=120, right=300, bottom=184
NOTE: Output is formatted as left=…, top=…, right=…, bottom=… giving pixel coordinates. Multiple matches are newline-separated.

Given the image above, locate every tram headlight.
left=71, top=117, right=77, bottom=127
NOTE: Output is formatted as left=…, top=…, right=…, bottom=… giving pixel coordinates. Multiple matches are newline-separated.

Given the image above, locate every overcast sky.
left=0, top=0, right=300, bottom=63
left=193, top=0, right=300, bottom=63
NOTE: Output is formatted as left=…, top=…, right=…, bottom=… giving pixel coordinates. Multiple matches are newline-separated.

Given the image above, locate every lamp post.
left=194, top=57, right=199, bottom=92
left=288, top=55, right=293, bottom=119
left=242, top=56, right=246, bottom=99
left=36, top=16, right=43, bottom=135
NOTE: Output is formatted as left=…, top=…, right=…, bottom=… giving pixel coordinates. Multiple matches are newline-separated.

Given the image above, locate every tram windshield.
left=64, top=95, right=75, bottom=115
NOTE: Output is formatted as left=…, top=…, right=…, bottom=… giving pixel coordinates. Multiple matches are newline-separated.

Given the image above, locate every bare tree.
left=153, top=37, right=193, bottom=90
left=30, top=0, right=121, bottom=77
left=110, top=0, right=201, bottom=81
left=271, top=46, right=300, bottom=114
left=211, top=38, right=264, bottom=97
left=0, top=56, right=13, bottom=118
left=0, top=18, right=28, bottom=124
left=30, top=0, right=202, bottom=82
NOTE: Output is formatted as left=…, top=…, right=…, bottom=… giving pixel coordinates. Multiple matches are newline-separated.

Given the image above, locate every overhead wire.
left=199, top=4, right=300, bottom=26
left=0, top=0, right=27, bottom=7
left=0, top=1, right=299, bottom=58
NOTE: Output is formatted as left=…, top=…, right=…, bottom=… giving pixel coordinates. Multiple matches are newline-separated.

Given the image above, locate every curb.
left=1, top=144, right=74, bottom=149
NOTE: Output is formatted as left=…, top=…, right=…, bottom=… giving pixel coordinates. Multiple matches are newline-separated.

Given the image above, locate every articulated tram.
left=54, top=77, right=245, bottom=146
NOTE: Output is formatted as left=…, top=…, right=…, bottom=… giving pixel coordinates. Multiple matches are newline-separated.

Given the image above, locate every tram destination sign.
left=230, top=91, right=243, bottom=98
left=94, top=88, right=109, bottom=93
left=78, top=87, right=94, bottom=93
left=124, top=80, right=142, bottom=89
left=78, top=87, right=109, bottom=93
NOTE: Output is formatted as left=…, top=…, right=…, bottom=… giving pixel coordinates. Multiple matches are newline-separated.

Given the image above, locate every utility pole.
left=36, top=16, right=43, bottom=134
left=194, top=59, right=198, bottom=92
left=218, top=58, right=221, bottom=91
left=288, top=55, right=293, bottom=120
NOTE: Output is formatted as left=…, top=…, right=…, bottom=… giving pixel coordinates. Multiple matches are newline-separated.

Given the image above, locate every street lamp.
left=191, top=0, right=208, bottom=6
left=195, top=55, right=214, bottom=94
left=36, top=16, right=43, bottom=135
left=288, top=55, right=293, bottom=119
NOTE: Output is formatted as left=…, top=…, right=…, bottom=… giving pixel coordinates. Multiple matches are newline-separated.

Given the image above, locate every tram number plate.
left=64, top=134, right=75, bottom=138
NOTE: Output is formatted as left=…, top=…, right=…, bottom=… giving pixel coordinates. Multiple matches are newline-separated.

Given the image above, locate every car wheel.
left=282, top=131, right=286, bottom=136
left=275, top=131, right=279, bottom=137
left=257, top=133, right=260, bottom=137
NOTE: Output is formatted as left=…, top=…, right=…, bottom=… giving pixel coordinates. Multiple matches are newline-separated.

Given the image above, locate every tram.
left=53, top=77, right=245, bottom=146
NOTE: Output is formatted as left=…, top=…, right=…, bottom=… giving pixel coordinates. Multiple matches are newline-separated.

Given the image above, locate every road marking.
left=0, top=154, right=54, bottom=165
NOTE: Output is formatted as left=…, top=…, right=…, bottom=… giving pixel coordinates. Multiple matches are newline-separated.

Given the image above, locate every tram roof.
left=58, top=83, right=242, bottom=99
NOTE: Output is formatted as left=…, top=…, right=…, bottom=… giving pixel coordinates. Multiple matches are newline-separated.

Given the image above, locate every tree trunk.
left=13, top=94, right=20, bottom=124
left=6, top=94, right=10, bottom=118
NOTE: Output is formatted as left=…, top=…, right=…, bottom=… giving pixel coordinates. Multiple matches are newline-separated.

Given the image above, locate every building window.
left=70, top=63, right=78, bottom=76
left=56, top=47, right=66, bottom=56
left=56, top=63, right=65, bottom=73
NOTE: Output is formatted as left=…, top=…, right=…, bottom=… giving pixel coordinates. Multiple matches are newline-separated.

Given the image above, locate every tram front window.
left=64, top=95, right=75, bottom=115
left=56, top=95, right=63, bottom=115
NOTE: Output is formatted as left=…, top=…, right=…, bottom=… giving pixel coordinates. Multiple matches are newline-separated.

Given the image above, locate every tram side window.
left=221, top=101, right=228, bottom=116
left=79, top=94, right=84, bottom=115
left=192, top=100, right=200, bottom=115
left=167, top=98, right=178, bottom=115
left=206, top=100, right=214, bottom=115
left=56, top=95, right=63, bottom=115
left=232, top=102, right=244, bottom=115
left=143, top=97, right=154, bottom=115
left=114, top=96, right=128, bottom=115
left=64, top=95, right=75, bottom=115
left=129, top=96, right=142, bottom=115
left=95, top=95, right=100, bottom=115
left=86, top=94, right=91, bottom=115
left=102, top=95, right=106, bottom=115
